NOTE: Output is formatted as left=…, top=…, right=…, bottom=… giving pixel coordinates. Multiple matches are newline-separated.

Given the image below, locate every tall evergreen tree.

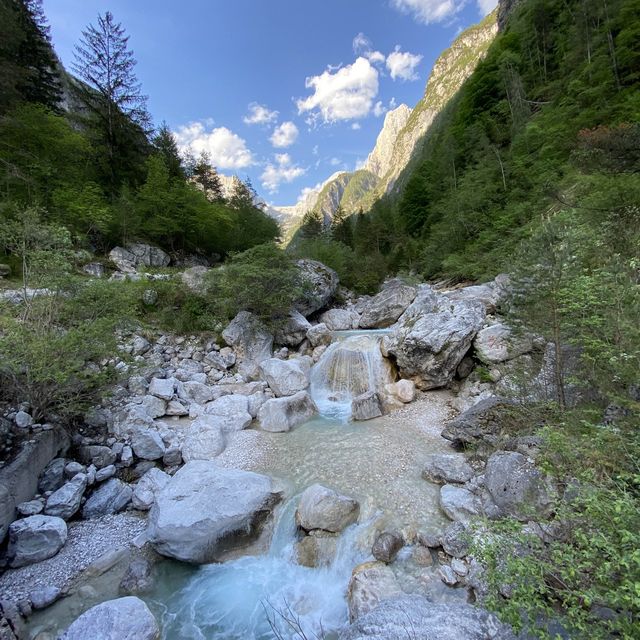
left=229, top=176, right=256, bottom=210
left=72, top=11, right=151, bottom=195
left=153, top=123, right=184, bottom=179
left=193, top=151, right=224, bottom=201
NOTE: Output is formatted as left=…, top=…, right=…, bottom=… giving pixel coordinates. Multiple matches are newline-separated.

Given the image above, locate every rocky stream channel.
left=0, top=255, right=560, bottom=640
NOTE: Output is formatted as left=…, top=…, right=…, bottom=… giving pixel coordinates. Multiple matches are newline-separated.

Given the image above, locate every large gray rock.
left=422, top=454, right=474, bottom=485
left=148, top=377, right=175, bottom=401
left=147, top=461, right=280, bottom=563
left=439, top=484, right=482, bottom=523
left=180, top=416, right=225, bottom=461
left=339, top=595, right=516, bottom=639
left=44, top=473, right=87, bottom=520
left=484, top=451, right=555, bottom=520
left=351, top=392, right=382, bottom=421
left=132, top=468, right=171, bottom=511
left=371, top=531, right=403, bottom=564
left=258, top=391, right=316, bottom=432
left=359, top=279, right=417, bottom=329
left=320, top=308, right=359, bottom=331
left=275, top=310, right=312, bottom=347
left=473, top=323, right=533, bottom=364
left=182, top=381, right=217, bottom=405
left=38, top=458, right=66, bottom=494
left=109, top=243, right=170, bottom=273
left=222, top=311, right=274, bottom=379
left=384, top=286, right=486, bottom=389
left=7, top=515, right=67, bottom=568
left=82, top=479, right=132, bottom=519
left=131, top=428, right=165, bottom=460
left=441, top=397, right=513, bottom=448
left=296, top=484, right=359, bottom=533
left=60, top=596, right=159, bottom=640
left=441, top=521, right=470, bottom=558
left=294, top=259, right=339, bottom=316
left=203, top=395, right=252, bottom=431
left=347, top=561, right=403, bottom=622
left=306, top=323, right=332, bottom=347
left=259, top=358, right=310, bottom=397
left=443, top=275, right=510, bottom=313
left=181, top=265, right=210, bottom=294
left=78, top=445, right=116, bottom=469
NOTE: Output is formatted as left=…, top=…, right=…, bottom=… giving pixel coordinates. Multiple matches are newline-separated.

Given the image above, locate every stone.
left=30, top=586, right=62, bottom=610
left=131, top=428, right=165, bottom=460
left=222, top=311, right=274, bottom=379
left=203, top=395, right=252, bottom=431
left=347, top=561, right=403, bottom=622
left=109, top=242, right=170, bottom=272
left=129, top=375, right=149, bottom=396
left=441, top=397, right=514, bottom=448
left=182, top=381, right=217, bottom=405
left=259, top=358, right=310, bottom=397
left=64, top=461, right=85, bottom=478
left=121, top=445, right=134, bottom=467
left=386, top=379, right=415, bottom=404
left=422, top=454, right=474, bottom=485
left=165, top=400, right=188, bottom=416
left=473, top=323, right=533, bottom=364
left=181, top=265, right=210, bottom=293
left=384, top=285, right=486, bottom=389
left=412, top=546, right=434, bottom=566
left=338, top=595, right=517, bottom=639
left=275, top=310, right=312, bottom=347
left=15, top=411, right=33, bottom=429
left=306, top=323, right=332, bottom=347
left=296, top=534, right=338, bottom=568
left=296, top=484, right=359, bottom=533
left=7, top=515, right=67, bottom=568
left=95, top=465, right=116, bottom=482
left=119, top=558, right=154, bottom=594
left=180, top=416, right=225, bottom=461
left=131, top=336, right=150, bottom=356
left=484, top=451, right=555, bottom=520
left=38, top=458, right=66, bottom=494
left=45, top=474, right=87, bottom=520
left=148, top=377, right=175, bottom=401
left=147, top=461, right=280, bottom=564
left=142, top=289, right=158, bottom=306
left=444, top=276, right=509, bottom=313
left=351, top=392, right=382, bottom=421
left=359, top=279, right=417, bottom=329
left=439, top=564, right=459, bottom=586
left=141, top=395, right=166, bottom=419
left=451, top=558, right=468, bottom=576
left=440, top=485, right=482, bottom=522
left=320, top=308, right=359, bottom=331
left=258, top=391, right=317, bottom=432
left=132, top=468, right=170, bottom=511
left=204, top=349, right=236, bottom=371
left=82, top=262, right=104, bottom=278
left=82, top=479, right=132, bottom=519
left=294, top=259, right=339, bottom=316
left=17, top=499, right=44, bottom=516
left=162, top=446, right=182, bottom=467
left=78, top=445, right=116, bottom=469
left=441, top=521, right=470, bottom=558
left=371, top=531, right=403, bottom=563
left=59, top=596, right=159, bottom=640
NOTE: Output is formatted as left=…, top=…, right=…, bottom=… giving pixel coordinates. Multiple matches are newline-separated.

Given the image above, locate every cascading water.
left=309, top=330, right=395, bottom=421
left=147, top=498, right=372, bottom=640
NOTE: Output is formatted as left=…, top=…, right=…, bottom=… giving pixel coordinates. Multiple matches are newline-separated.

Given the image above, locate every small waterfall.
left=310, top=330, right=395, bottom=422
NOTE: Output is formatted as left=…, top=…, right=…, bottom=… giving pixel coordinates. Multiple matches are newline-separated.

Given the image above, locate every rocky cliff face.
left=271, top=10, right=498, bottom=238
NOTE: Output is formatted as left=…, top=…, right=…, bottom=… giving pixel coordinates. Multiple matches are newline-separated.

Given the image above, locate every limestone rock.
left=181, top=266, right=210, bottom=294
left=119, top=559, right=154, bottom=595
left=347, top=561, right=403, bottom=622
left=44, top=473, right=87, bottom=520
left=320, top=308, right=359, bottom=331
left=422, top=454, right=474, bottom=485
left=307, top=323, right=332, bottom=347
left=132, top=468, right=170, bottom=511
left=82, top=479, right=132, bottom=519
left=30, top=586, right=62, bottom=610
left=203, top=395, right=252, bottom=432
left=109, top=243, right=170, bottom=272
left=258, top=391, right=316, bottom=432
left=371, top=531, right=403, bottom=564
left=180, top=416, right=225, bottom=461
left=275, top=310, right=312, bottom=347
left=296, top=534, right=337, bottom=568
left=131, top=428, right=165, bottom=460
left=147, top=461, right=280, bottom=564
left=441, top=521, right=470, bottom=558
left=294, top=259, right=339, bottom=316
left=441, top=397, right=513, bottom=448
left=439, top=484, right=482, bottom=523
left=38, top=458, right=66, bottom=494
left=296, top=483, right=359, bottom=533
left=351, top=392, right=382, bottom=421
left=60, top=596, right=159, bottom=640
left=222, top=311, right=273, bottom=379
left=78, top=445, right=116, bottom=469
left=386, top=379, right=415, bottom=404
left=359, top=280, right=417, bottom=329
left=148, top=377, right=175, bottom=401
left=7, top=515, right=67, bottom=568
left=473, top=323, right=533, bottom=364
left=259, top=358, right=310, bottom=397
left=141, top=395, right=166, bottom=419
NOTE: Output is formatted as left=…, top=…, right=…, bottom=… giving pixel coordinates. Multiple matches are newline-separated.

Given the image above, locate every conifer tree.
left=153, top=123, right=184, bottom=179
left=193, top=151, right=224, bottom=201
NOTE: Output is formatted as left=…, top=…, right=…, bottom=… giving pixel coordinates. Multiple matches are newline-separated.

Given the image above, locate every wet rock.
left=351, top=392, right=382, bottom=421
left=148, top=461, right=280, bottom=564
left=119, top=559, right=154, bottom=595
left=371, top=531, right=403, bottom=564
left=296, top=533, right=337, bottom=568
left=338, top=595, right=516, bottom=639
left=294, top=259, right=339, bottom=316
left=259, top=358, right=310, bottom=397
left=359, top=279, right=417, bottom=329
left=180, top=416, right=225, bottom=461
left=222, top=311, right=274, bottom=379
left=258, top=391, right=316, bottom=432
left=296, top=484, right=359, bottom=533
left=82, top=479, right=132, bottom=519
left=347, top=561, right=403, bottom=622
left=131, top=428, right=165, bottom=460
left=7, top=515, right=67, bottom=568
left=44, top=473, right=87, bottom=520
left=59, top=596, right=159, bottom=640
left=132, top=468, right=171, bottom=511
left=422, top=454, right=474, bottom=485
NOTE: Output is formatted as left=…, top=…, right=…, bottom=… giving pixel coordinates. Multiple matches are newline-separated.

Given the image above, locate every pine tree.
left=300, top=209, right=324, bottom=238
left=229, top=177, right=256, bottom=210
left=72, top=11, right=151, bottom=195
left=153, top=123, right=184, bottom=179
left=330, top=205, right=353, bottom=245
left=193, top=151, right=224, bottom=201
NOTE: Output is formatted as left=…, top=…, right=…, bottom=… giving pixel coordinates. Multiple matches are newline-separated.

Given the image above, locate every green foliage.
left=210, top=243, right=302, bottom=328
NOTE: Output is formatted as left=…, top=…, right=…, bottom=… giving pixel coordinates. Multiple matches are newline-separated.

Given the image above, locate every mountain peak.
left=364, top=104, right=412, bottom=178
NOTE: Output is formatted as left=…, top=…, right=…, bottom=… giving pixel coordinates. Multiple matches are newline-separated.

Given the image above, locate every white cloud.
left=174, top=121, right=254, bottom=169
left=353, top=32, right=372, bottom=54
left=260, top=153, right=306, bottom=193
left=366, top=50, right=386, bottom=65
left=329, top=157, right=341, bottom=166
left=243, top=102, right=278, bottom=125
left=269, top=121, right=299, bottom=148
left=312, top=145, right=319, bottom=155
left=390, top=0, right=464, bottom=24
left=477, top=0, right=497, bottom=15
left=297, top=57, right=379, bottom=122
left=386, top=46, right=423, bottom=81
left=351, top=122, right=361, bottom=130
left=373, top=100, right=387, bottom=117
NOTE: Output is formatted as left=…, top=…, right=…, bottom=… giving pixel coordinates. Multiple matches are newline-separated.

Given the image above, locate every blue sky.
left=43, top=0, right=496, bottom=205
